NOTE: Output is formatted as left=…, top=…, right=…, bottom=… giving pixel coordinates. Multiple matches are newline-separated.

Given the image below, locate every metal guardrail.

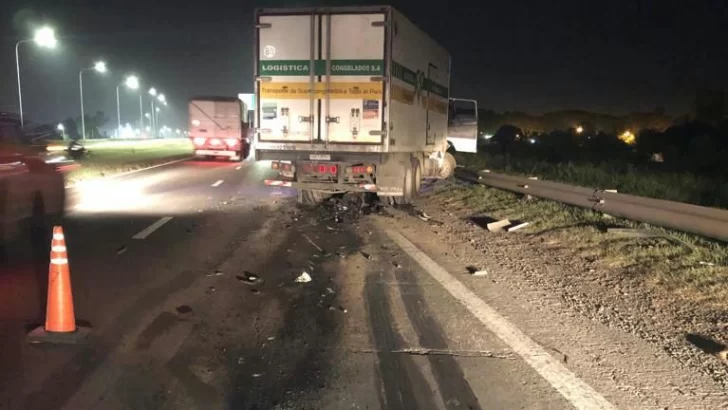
left=455, top=168, right=728, bottom=242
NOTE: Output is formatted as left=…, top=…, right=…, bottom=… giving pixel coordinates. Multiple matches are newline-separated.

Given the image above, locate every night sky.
left=1, top=0, right=727, bottom=129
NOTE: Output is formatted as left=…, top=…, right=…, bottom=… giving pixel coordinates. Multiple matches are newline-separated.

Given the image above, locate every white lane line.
left=211, top=180, right=224, bottom=187
left=386, top=229, right=616, bottom=410
left=132, top=217, right=174, bottom=239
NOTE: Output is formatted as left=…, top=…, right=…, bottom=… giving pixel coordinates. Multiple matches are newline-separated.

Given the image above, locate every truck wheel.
left=393, top=166, right=413, bottom=205
left=439, top=152, right=456, bottom=179
left=413, top=162, right=422, bottom=194
left=298, top=189, right=328, bottom=205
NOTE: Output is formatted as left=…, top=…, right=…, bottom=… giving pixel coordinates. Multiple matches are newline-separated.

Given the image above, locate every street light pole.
left=116, top=85, right=121, bottom=138
left=79, top=69, right=87, bottom=140
left=15, top=39, right=28, bottom=128
left=139, top=94, right=144, bottom=136
left=79, top=61, right=107, bottom=140
left=14, top=27, right=58, bottom=129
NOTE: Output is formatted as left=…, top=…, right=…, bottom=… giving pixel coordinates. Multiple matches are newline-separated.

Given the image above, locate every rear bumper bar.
left=264, top=179, right=377, bottom=192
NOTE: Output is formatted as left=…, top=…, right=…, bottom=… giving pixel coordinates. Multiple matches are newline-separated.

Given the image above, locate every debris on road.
left=339, top=306, right=348, bottom=313
left=487, top=219, right=511, bottom=232
left=295, top=271, right=312, bottom=283
left=466, top=266, right=488, bottom=276
left=607, top=228, right=665, bottom=238
left=361, top=251, right=373, bottom=260
left=699, top=261, right=716, bottom=267
left=207, top=270, right=225, bottom=277
left=116, top=245, right=128, bottom=255
left=302, top=234, right=324, bottom=253
left=236, top=271, right=260, bottom=285
left=250, top=289, right=260, bottom=294
left=393, top=262, right=402, bottom=268
left=418, top=211, right=431, bottom=221
left=176, top=305, right=193, bottom=317
left=507, top=222, right=530, bottom=232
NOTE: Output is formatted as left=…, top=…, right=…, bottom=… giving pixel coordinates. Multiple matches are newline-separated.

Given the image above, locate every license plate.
left=309, top=154, right=331, bottom=161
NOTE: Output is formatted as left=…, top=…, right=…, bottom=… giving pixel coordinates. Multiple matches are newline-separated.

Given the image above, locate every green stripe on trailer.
left=259, top=60, right=384, bottom=76
left=391, top=61, right=449, bottom=99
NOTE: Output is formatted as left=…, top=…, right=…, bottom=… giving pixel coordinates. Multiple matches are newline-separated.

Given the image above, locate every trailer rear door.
left=256, top=11, right=385, bottom=144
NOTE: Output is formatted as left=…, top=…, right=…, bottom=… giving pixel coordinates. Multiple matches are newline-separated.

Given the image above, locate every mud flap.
left=375, top=155, right=408, bottom=197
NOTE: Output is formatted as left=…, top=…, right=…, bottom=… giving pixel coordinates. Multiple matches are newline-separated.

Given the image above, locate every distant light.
left=576, top=125, right=584, bottom=134
left=125, top=75, right=139, bottom=90
left=175, top=129, right=181, bottom=134
left=56, top=123, right=64, bottom=131
left=529, top=138, right=536, bottom=144
left=155, top=107, right=160, bottom=112
left=33, top=26, right=57, bottom=49
left=484, top=133, right=493, bottom=140
left=619, top=130, right=636, bottom=145
left=191, top=119, right=200, bottom=126
left=148, top=87, right=157, bottom=97
left=93, top=61, right=107, bottom=73
left=145, top=126, right=151, bottom=132
left=144, top=112, right=151, bottom=118
left=157, top=93, right=166, bottom=103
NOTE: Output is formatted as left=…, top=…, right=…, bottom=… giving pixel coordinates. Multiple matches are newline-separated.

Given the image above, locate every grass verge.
left=455, top=151, right=728, bottom=209
left=66, top=139, right=193, bottom=184
left=434, top=181, right=728, bottom=309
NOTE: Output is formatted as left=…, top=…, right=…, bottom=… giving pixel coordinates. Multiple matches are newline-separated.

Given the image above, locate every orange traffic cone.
left=28, top=226, right=89, bottom=344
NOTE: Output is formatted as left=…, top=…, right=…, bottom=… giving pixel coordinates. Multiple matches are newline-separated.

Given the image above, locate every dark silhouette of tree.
left=694, top=88, right=725, bottom=125
left=492, top=124, right=522, bottom=154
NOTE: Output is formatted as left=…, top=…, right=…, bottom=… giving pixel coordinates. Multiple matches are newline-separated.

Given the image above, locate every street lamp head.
left=33, top=26, right=57, bottom=48
left=157, top=93, right=166, bottom=103
left=155, top=107, right=160, bottom=112
left=57, top=123, right=64, bottom=131
left=93, top=61, right=107, bottom=73
left=148, top=87, right=157, bottom=97
left=125, top=75, right=139, bottom=90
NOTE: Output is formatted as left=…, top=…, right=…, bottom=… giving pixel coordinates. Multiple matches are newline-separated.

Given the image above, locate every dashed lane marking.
left=386, top=229, right=616, bottom=410
left=132, top=217, right=174, bottom=240
left=212, top=180, right=224, bottom=187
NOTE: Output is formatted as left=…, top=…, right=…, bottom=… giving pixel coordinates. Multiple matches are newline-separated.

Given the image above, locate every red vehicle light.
left=193, top=137, right=206, bottom=146
left=318, top=164, right=326, bottom=173
left=329, top=165, right=337, bottom=174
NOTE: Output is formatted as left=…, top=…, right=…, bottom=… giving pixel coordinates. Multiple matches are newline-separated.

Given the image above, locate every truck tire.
left=298, top=189, right=328, bottom=205
left=413, top=161, right=422, bottom=194
left=439, top=152, right=456, bottom=179
left=393, top=166, right=414, bottom=205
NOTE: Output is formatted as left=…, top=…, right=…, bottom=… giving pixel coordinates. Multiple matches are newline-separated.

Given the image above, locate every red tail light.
left=329, top=165, right=337, bottom=174
left=318, top=165, right=326, bottom=173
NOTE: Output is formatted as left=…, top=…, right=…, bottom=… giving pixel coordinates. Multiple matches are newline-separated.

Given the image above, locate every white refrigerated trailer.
left=254, top=6, right=477, bottom=204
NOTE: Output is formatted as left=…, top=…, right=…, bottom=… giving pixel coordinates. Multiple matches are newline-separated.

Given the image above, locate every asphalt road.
left=0, top=158, right=722, bottom=409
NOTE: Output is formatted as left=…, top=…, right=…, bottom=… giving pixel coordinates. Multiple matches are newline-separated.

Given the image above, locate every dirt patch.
left=406, top=180, right=728, bottom=389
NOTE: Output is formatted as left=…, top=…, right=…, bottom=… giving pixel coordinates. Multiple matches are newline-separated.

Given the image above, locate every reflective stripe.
left=51, top=246, right=67, bottom=252
left=50, top=258, right=68, bottom=265
left=53, top=233, right=65, bottom=240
